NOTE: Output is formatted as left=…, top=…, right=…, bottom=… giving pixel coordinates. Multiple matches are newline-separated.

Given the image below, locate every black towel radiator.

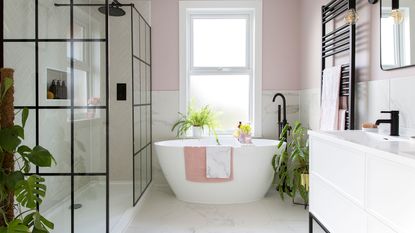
left=321, top=0, right=356, bottom=130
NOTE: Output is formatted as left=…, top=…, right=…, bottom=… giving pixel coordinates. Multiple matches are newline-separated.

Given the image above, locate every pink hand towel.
left=184, top=147, right=234, bottom=183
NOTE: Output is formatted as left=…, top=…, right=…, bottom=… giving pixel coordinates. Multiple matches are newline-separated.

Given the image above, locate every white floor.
left=124, top=186, right=324, bottom=233
left=44, top=182, right=132, bottom=233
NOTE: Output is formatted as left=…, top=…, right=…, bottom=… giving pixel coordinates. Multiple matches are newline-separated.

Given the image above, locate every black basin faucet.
left=273, top=93, right=288, bottom=138
left=376, top=111, right=400, bottom=136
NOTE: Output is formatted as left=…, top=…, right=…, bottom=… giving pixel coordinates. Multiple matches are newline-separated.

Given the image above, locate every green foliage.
left=0, top=78, right=13, bottom=101
left=0, top=79, right=55, bottom=232
left=172, top=103, right=219, bottom=140
left=272, top=121, right=309, bottom=204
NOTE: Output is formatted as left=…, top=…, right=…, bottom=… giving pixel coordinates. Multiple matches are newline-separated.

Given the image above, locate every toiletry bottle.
left=56, top=80, right=62, bottom=99
left=49, top=80, right=57, bottom=98
left=61, top=81, right=68, bottom=99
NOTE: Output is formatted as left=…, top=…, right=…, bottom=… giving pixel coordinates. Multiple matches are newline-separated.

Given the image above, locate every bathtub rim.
left=154, top=138, right=280, bottom=148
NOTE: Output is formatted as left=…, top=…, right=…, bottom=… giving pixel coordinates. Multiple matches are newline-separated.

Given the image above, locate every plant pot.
left=238, top=133, right=252, bottom=144
left=193, top=126, right=203, bottom=138
left=301, top=173, right=309, bottom=191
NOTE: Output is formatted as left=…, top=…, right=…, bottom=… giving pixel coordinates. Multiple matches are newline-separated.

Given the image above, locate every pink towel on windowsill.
left=184, top=147, right=234, bottom=183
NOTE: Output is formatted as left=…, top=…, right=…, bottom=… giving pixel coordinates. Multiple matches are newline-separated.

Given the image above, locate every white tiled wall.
left=300, top=76, right=415, bottom=135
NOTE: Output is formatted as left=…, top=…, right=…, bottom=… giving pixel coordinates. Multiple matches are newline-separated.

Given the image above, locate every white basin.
left=309, top=130, right=415, bottom=160
left=325, top=131, right=409, bottom=143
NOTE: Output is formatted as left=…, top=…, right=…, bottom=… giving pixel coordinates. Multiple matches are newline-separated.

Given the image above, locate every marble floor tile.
left=125, top=186, right=311, bottom=233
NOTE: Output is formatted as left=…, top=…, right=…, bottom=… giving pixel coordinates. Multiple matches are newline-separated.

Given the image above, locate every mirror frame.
left=380, top=0, right=415, bottom=71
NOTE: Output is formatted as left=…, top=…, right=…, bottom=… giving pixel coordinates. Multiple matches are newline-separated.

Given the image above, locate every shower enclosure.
left=1, top=0, right=151, bottom=232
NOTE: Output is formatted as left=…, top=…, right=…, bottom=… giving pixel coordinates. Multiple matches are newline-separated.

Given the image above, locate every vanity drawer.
left=310, top=174, right=367, bottom=233
left=310, top=138, right=366, bottom=205
left=367, top=155, right=415, bottom=233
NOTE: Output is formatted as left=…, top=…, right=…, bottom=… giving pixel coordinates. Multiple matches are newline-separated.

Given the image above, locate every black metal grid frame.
left=130, top=5, right=152, bottom=207
left=1, top=1, right=110, bottom=232
left=309, top=213, right=331, bottom=233
left=321, top=0, right=356, bottom=130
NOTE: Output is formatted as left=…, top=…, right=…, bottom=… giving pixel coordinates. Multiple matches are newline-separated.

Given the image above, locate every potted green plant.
left=0, top=69, right=56, bottom=232
left=172, top=104, right=218, bottom=140
left=272, top=121, right=309, bottom=206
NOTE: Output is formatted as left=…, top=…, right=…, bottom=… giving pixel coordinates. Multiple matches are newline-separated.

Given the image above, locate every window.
left=180, top=1, right=262, bottom=136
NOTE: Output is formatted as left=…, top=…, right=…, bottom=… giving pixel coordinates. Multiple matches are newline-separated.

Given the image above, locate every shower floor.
left=44, top=182, right=133, bottom=233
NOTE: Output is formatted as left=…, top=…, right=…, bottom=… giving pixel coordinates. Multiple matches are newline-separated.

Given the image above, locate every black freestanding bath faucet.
left=273, top=93, right=288, bottom=138
left=376, top=111, right=400, bottom=136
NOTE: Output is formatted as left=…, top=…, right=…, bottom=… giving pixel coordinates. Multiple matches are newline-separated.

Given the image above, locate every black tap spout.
left=272, top=93, right=287, bottom=122
left=375, top=111, right=400, bottom=136
left=273, top=93, right=288, bottom=138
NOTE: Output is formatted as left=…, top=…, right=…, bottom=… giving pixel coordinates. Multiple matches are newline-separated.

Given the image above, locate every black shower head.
left=98, top=0, right=126, bottom=17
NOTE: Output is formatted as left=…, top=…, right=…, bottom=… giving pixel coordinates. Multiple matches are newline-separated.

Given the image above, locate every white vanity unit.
left=308, top=130, right=415, bottom=233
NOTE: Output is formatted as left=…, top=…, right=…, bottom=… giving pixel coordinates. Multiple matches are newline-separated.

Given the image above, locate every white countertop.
left=309, top=130, right=415, bottom=166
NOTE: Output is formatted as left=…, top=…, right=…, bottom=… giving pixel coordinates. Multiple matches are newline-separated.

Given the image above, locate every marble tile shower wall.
left=299, top=76, right=415, bottom=135
left=152, top=90, right=300, bottom=186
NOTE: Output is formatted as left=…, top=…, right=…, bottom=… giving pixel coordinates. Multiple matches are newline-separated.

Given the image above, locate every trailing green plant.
left=171, top=103, right=219, bottom=143
left=272, top=121, right=309, bottom=205
left=0, top=77, right=56, bottom=232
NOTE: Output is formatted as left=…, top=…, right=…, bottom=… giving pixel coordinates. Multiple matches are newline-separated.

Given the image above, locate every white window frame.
left=179, top=0, right=263, bottom=136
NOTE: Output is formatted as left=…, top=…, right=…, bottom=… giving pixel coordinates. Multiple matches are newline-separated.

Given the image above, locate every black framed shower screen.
left=1, top=1, right=110, bottom=232
left=130, top=6, right=152, bottom=206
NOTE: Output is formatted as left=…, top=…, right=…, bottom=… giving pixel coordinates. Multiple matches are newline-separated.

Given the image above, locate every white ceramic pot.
left=192, top=126, right=203, bottom=138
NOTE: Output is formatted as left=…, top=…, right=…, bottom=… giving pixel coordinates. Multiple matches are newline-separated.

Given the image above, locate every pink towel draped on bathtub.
left=184, top=147, right=234, bottom=183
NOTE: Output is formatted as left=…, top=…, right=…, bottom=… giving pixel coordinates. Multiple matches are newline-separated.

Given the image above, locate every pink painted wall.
left=151, top=0, right=302, bottom=91
left=299, top=0, right=415, bottom=90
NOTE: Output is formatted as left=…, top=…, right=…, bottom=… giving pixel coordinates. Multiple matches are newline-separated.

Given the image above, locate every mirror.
left=381, top=0, right=415, bottom=70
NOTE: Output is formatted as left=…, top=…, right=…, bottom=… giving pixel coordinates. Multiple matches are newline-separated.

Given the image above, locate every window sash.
left=189, top=13, right=252, bottom=70
left=180, top=1, right=262, bottom=136
left=187, top=13, right=254, bottom=134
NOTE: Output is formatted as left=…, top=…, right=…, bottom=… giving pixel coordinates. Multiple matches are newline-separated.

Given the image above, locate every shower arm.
left=54, top=2, right=133, bottom=7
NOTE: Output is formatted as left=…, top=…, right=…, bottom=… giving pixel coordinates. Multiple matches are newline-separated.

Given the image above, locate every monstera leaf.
left=0, top=219, right=29, bottom=233
left=0, top=127, right=22, bottom=153
left=23, top=212, right=54, bottom=233
left=15, top=175, right=46, bottom=209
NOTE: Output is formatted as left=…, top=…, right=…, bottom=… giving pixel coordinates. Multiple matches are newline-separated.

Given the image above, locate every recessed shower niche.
left=46, top=68, right=68, bottom=100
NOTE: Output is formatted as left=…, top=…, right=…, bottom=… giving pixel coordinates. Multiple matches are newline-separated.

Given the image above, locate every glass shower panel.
left=40, top=176, right=71, bottom=233
left=74, top=0, right=106, bottom=39
left=146, top=147, right=151, bottom=185
left=134, top=155, right=142, bottom=199
left=38, top=0, right=71, bottom=39
left=133, top=60, right=141, bottom=105
left=39, top=109, right=71, bottom=173
left=140, top=107, right=147, bottom=147
left=74, top=176, right=106, bottom=233
left=146, top=66, right=151, bottom=103
left=73, top=42, right=107, bottom=107
left=140, top=63, right=146, bottom=104
left=4, top=0, right=35, bottom=39
left=38, top=42, right=72, bottom=107
left=133, top=9, right=141, bottom=58
left=145, top=25, right=151, bottom=63
left=139, top=18, right=146, bottom=60
left=132, top=7, right=152, bottom=205
left=4, top=42, right=36, bottom=106
left=74, top=109, right=106, bottom=173
left=134, top=107, right=141, bottom=153
left=141, top=152, right=146, bottom=190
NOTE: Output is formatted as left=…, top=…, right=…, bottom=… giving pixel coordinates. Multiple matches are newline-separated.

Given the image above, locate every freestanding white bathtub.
left=154, top=137, right=280, bottom=204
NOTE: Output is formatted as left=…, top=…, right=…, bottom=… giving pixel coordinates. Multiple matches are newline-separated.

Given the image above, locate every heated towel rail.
left=321, top=0, right=356, bottom=130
